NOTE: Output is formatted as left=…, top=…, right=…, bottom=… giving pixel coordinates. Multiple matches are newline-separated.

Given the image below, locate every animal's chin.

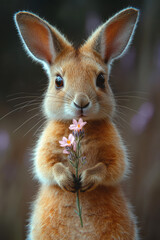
left=78, top=112, right=86, bottom=118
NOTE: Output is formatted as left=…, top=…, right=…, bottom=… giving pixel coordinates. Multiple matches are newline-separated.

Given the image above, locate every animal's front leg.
left=80, top=145, right=126, bottom=192
left=53, top=162, right=80, bottom=192
left=80, top=162, right=106, bottom=192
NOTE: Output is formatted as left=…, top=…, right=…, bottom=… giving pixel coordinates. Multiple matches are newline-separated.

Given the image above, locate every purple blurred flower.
left=0, top=129, right=10, bottom=152
left=131, top=102, right=154, bottom=134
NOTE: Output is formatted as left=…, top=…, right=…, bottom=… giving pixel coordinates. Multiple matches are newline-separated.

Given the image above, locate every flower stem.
left=76, top=190, right=83, bottom=227
left=75, top=138, right=83, bottom=227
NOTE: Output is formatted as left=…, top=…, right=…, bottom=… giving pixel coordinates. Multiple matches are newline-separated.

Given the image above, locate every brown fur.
left=15, top=8, right=139, bottom=240
left=31, top=120, right=136, bottom=240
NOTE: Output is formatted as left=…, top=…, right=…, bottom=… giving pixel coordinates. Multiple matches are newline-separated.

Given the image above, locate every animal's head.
left=14, top=8, right=139, bottom=121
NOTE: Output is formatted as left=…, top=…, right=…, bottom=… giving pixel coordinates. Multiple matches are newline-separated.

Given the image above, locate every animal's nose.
left=73, top=93, right=90, bottom=109
left=74, top=102, right=89, bottom=109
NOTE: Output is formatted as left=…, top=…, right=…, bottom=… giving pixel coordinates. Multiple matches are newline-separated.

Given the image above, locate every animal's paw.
left=54, top=163, right=81, bottom=192
left=79, top=169, right=98, bottom=192
left=61, top=172, right=81, bottom=193
left=57, top=169, right=76, bottom=192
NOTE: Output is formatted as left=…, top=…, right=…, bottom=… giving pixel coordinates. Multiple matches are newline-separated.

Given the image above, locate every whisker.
left=116, top=104, right=148, bottom=117
left=33, top=119, right=46, bottom=136
left=114, top=110, right=131, bottom=128
left=45, top=95, right=72, bottom=105
left=27, top=106, right=41, bottom=113
left=46, top=93, right=73, bottom=102
left=14, top=100, right=41, bottom=108
left=114, top=90, right=149, bottom=96
left=7, top=92, right=39, bottom=98
left=24, top=117, right=44, bottom=137
left=115, top=95, right=148, bottom=101
left=115, top=109, right=127, bottom=118
left=0, top=106, right=28, bottom=121
left=7, top=95, right=42, bottom=102
left=65, top=91, right=74, bottom=101
left=0, top=100, right=42, bottom=121
left=13, top=113, right=39, bottom=133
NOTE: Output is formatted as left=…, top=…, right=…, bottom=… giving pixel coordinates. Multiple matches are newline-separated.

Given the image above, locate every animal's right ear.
left=82, top=8, right=139, bottom=64
left=14, top=11, right=72, bottom=69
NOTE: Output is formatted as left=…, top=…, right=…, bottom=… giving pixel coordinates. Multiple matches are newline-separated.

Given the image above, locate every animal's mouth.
left=76, top=109, right=87, bottom=118
left=79, top=113, right=86, bottom=117
left=78, top=113, right=86, bottom=118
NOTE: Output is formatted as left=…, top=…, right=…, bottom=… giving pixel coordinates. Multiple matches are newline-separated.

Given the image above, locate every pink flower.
left=73, top=141, right=77, bottom=152
left=69, top=118, right=87, bottom=132
left=63, top=149, right=70, bottom=154
left=59, top=134, right=75, bottom=147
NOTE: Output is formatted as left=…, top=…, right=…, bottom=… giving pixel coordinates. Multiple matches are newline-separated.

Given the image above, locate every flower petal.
left=73, top=119, right=77, bottom=125
left=78, top=118, right=83, bottom=124
left=73, top=141, right=77, bottom=151
left=81, top=122, right=87, bottom=127
left=59, top=142, right=68, bottom=147
left=63, top=149, right=70, bottom=154
left=62, top=136, right=67, bottom=142
left=68, top=134, right=75, bottom=143
left=69, top=124, right=75, bottom=130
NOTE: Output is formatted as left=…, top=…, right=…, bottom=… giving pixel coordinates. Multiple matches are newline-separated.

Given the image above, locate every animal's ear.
left=14, top=11, right=72, bottom=67
left=82, top=8, right=139, bottom=63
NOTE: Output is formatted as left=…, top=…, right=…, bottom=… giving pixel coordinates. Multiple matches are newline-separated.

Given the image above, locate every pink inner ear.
left=104, top=18, right=128, bottom=62
left=104, top=10, right=138, bottom=62
left=19, top=17, right=53, bottom=64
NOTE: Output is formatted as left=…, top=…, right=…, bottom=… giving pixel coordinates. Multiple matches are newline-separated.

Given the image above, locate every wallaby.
left=15, top=7, right=139, bottom=240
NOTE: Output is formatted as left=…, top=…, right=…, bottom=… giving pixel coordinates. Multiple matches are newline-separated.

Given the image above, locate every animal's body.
left=15, top=8, right=139, bottom=240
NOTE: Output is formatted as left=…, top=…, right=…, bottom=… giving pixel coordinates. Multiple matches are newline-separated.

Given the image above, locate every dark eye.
left=55, top=75, right=64, bottom=89
left=96, top=73, right=105, bottom=89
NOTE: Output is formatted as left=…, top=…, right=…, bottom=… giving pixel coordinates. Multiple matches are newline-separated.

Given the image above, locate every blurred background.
left=0, top=0, right=160, bottom=239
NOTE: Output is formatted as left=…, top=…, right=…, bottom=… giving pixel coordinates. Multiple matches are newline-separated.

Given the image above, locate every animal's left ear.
left=82, top=8, right=139, bottom=63
left=14, top=11, right=72, bottom=68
